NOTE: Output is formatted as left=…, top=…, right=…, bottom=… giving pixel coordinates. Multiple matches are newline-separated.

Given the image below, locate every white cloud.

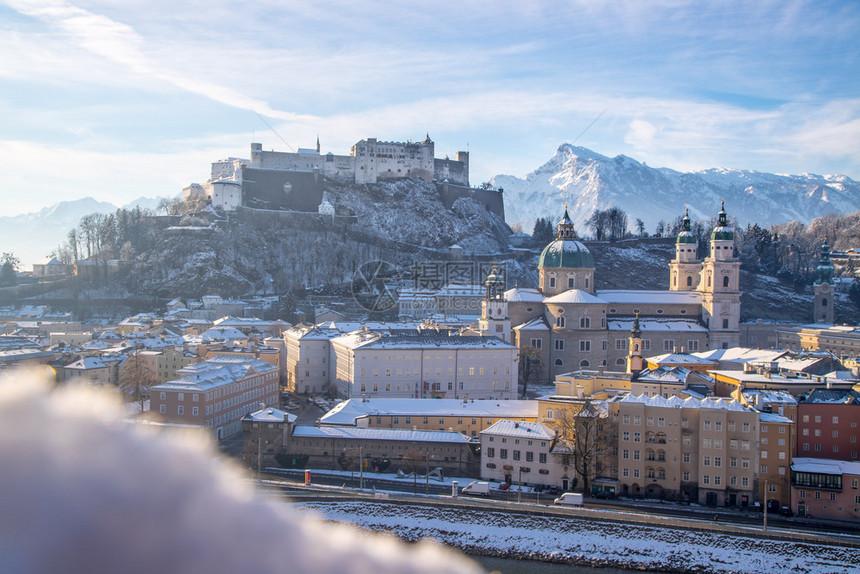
left=624, top=120, right=658, bottom=150
left=0, top=372, right=483, bottom=574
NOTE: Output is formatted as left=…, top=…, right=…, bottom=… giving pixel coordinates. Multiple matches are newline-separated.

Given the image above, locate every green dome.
left=710, top=201, right=733, bottom=241
left=677, top=231, right=697, bottom=244
left=538, top=239, right=595, bottom=269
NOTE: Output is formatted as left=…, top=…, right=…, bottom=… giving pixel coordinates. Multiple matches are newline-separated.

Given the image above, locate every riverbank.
left=293, top=500, right=858, bottom=573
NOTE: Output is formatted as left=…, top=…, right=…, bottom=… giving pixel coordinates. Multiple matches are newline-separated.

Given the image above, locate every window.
left=647, top=416, right=654, bottom=426
left=703, top=475, right=710, bottom=485
left=704, top=420, right=711, bottom=431
left=703, top=456, right=711, bottom=466
left=623, top=414, right=630, bottom=424
left=526, top=451, right=534, bottom=462
left=554, top=339, right=564, bottom=351
left=622, top=449, right=630, bottom=459
left=633, top=432, right=641, bottom=442
left=741, top=477, right=749, bottom=487
left=513, top=450, right=520, bottom=461
left=688, top=340, right=699, bottom=352
left=683, top=472, right=690, bottom=481
left=556, top=316, right=565, bottom=328
left=500, top=449, right=508, bottom=459
left=833, top=416, right=839, bottom=424
left=177, top=406, right=184, bottom=415
left=633, top=469, right=640, bottom=478
left=580, top=317, right=590, bottom=328
left=159, top=405, right=166, bottom=414
left=683, top=453, right=691, bottom=463
left=615, top=339, right=627, bottom=350
left=663, top=339, right=675, bottom=351
left=623, top=431, right=630, bottom=441
left=160, top=392, right=166, bottom=400
left=530, top=338, right=542, bottom=349
left=539, top=453, right=546, bottom=463
left=633, top=450, right=640, bottom=460
left=634, top=416, right=641, bottom=426
left=192, top=407, right=198, bottom=416
left=622, top=468, right=629, bottom=477
left=568, top=276, right=575, bottom=289
left=178, top=393, right=184, bottom=401
left=579, top=341, right=591, bottom=351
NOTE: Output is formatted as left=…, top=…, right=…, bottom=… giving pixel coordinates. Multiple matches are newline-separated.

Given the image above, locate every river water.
left=471, top=555, right=665, bottom=574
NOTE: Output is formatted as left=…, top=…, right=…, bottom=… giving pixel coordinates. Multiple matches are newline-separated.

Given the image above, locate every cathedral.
left=479, top=204, right=741, bottom=383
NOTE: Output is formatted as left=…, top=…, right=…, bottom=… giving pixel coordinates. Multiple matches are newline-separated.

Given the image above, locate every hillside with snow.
left=493, top=144, right=860, bottom=233
left=0, top=196, right=165, bottom=269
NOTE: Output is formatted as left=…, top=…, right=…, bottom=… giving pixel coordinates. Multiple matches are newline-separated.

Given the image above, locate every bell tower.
left=813, top=238, right=835, bottom=324
left=699, top=202, right=740, bottom=350
left=479, top=264, right=510, bottom=342
left=669, top=208, right=702, bottom=291
left=627, top=313, right=645, bottom=377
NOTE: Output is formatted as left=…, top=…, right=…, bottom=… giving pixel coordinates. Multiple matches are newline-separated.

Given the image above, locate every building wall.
left=793, top=472, right=860, bottom=520
left=151, top=366, right=279, bottom=440
left=481, top=432, right=558, bottom=486
left=759, top=418, right=793, bottom=507
left=365, top=412, right=537, bottom=439
left=285, top=435, right=478, bottom=477
left=797, top=403, right=860, bottom=460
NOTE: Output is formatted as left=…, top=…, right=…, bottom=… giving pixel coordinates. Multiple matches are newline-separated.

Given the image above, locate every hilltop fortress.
left=182, top=135, right=493, bottom=216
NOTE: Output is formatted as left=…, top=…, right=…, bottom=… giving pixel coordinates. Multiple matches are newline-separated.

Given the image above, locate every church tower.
left=813, top=238, right=835, bottom=324
left=627, top=313, right=645, bottom=377
left=478, top=264, right=510, bottom=341
left=699, top=202, right=741, bottom=350
left=669, top=208, right=702, bottom=291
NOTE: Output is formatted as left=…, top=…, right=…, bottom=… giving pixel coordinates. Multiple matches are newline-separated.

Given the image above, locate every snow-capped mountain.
left=0, top=196, right=165, bottom=269
left=493, top=144, right=860, bottom=234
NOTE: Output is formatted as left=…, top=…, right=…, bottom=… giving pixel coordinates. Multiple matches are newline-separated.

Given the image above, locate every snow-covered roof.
left=480, top=420, right=555, bottom=440
left=740, top=389, right=797, bottom=404
left=513, top=316, right=550, bottom=331
left=504, top=287, right=544, bottom=303
left=331, top=331, right=516, bottom=351
left=619, top=393, right=750, bottom=412
left=292, top=425, right=472, bottom=444
left=759, top=412, right=793, bottom=424
left=244, top=407, right=296, bottom=424
left=791, top=457, right=860, bottom=476
left=609, top=318, right=707, bottom=333
left=319, top=398, right=538, bottom=426
left=646, top=352, right=718, bottom=365
left=152, top=355, right=277, bottom=392
left=596, top=290, right=702, bottom=305
left=800, top=389, right=860, bottom=404
left=544, top=289, right=604, bottom=305
left=692, top=347, right=788, bottom=364
left=64, top=356, right=114, bottom=370
left=708, top=370, right=801, bottom=385
left=198, top=326, right=248, bottom=342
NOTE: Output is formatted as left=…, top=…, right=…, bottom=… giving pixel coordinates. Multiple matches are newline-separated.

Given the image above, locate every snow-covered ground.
left=293, top=501, right=859, bottom=574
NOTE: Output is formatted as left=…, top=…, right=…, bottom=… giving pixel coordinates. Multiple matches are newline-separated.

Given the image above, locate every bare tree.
left=551, top=399, right=612, bottom=496
left=518, top=345, right=542, bottom=398
left=118, top=350, right=156, bottom=414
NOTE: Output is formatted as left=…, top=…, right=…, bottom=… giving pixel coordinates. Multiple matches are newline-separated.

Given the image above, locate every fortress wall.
left=439, top=182, right=505, bottom=221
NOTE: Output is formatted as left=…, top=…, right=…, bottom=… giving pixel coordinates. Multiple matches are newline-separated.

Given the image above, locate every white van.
left=461, top=481, right=491, bottom=496
left=553, top=492, right=584, bottom=506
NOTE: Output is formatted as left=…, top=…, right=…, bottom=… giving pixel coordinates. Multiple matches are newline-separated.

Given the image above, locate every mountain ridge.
left=493, top=144, right=860, bottom=232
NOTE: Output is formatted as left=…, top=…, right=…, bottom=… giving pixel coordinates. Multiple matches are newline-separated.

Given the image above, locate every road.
left=257, top=469, right=860, bottom=544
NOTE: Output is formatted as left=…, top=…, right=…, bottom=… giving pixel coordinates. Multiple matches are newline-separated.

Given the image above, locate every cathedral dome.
left=538, top=206, right=595, bottom=269
left=710, top=201, right=734, bottom=241
left=538, top=240, right=595, bottom=269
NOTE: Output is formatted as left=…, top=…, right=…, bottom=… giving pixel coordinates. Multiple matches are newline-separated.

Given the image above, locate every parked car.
left=497, top=482, right=510, bottom=491
left=592, top=490, right=614, bottom=500
left=779, top=506, right=794, bottom=517
left=545, top=486, right=560, bottom=495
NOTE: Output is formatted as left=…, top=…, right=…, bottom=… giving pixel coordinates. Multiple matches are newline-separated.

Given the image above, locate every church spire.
left=316, top=135, right=320, bottom=153
left=556, top=203, right=577, bottom=239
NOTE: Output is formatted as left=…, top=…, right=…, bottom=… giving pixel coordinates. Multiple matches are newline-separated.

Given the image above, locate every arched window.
left=646, top=449, right=655, bottom=461
left=580, top=317, right=590, bottom=328
left=657, top=450, right=666, bottom=462
left=556, top=316, right=565, bottom=328
left=554, top=358, right=563, bottom=366
left=686, top=276, right=693, bottom=286
left=616, top=358, right=625, bottom=365
left=657, top=468, right=666, bottom=479
left=707, top=276, right=712, bottom=287
left=822, top=298, right=828, bottom=307
left=673, top=275, right=677, bottom=286
left=723, top=276, right=730, bottom=288
left=647, top=467, right=656, bottom=479
left=579, top=360, right=590, bottom=368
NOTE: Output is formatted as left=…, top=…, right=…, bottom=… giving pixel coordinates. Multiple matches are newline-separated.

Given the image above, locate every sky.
left=1, top=0, right=859, bottom=216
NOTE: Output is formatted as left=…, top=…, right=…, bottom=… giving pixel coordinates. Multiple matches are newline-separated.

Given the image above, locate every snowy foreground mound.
left=297, top=501, right=858, bottom=574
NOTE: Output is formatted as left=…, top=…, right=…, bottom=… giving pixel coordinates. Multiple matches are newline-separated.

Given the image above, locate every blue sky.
left=1, top=0, right=859, bottom=215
